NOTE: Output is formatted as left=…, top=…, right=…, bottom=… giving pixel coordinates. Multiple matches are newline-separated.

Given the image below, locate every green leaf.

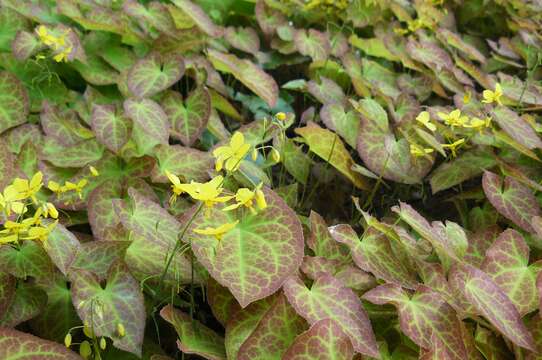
left=40, top=101, right=93, bottom=146
left=207, top=49, right=278, bottom=108
left=307, top=77, right=345, bottom=105
left=45, top=224, right=81, bottom=276
left=150, top=144, right=212, bottom=183
left=0, top=241, right=54, bottom=279
left=320, top=102, right=360, bottom=148
left=363, top=284, right=468, bottom=360
left=0, top=283, right=47, bottom=327
left=449, top=263, right=535, bottom=351
left=356, top=98, right=433, bottom=184
left=161, top=304, right=226, bottom=360
left=349, top=35, right=400, bottom=62
left=12, top=30, right=42, bottom=61
left=170, top=0, right=223, bottom=37
left=188, top=188, right=304, bottom=307
left=161, top=87, right=211, bottom=146
left=492, top=106, right=542, bottom=150
left=283, top=274, right=379, bottom=357
left=91, top=104, right=132, bottom=153
left=282, top=319, right=354, bottom=360
left=0, top=272, right=15, bottom=317
left=482, top=171, right=542, bottom=233
left=274, top=137, right=311, bottom=185
left=70, top=260, right=145, bottom=356
left=255, top=0, right=287, bottom=35
left=124, top=98, right=169, bottom=155
left=0, top=7, right=29, bottom=52
left=295, top=123, right=371, bottom=190
left=70, top=241, right=131, bottom=280
left=307, top=211, right=349, bottom=261
left=225, top=26, right=260, bottom=53
left=0, top=327, right=81, bottom=359
left=41, top=137, right=105, bottom=168
left=436, top=29, right=486, bottom=64
left=481, top=229, right=542, bottom=315
left=406, top=38, right=453, bottom=72
left=128, top=53, right=185, bottom=98
left=0, top=138, right=15, bottom=189
left=429, top=148, right=497, bottom=193
left=293, top=29, right=330, bottom=62
left=207, top=277, right=240, bottom=326
left=0, top=70, right=29, bottom=134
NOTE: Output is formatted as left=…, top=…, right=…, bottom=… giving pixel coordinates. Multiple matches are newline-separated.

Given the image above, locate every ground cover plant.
left=0, top=0, right=542, bottom=359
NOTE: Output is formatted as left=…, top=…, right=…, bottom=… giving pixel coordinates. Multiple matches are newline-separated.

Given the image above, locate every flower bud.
left=276, top=112, right=287, bottom=121
left=270, top=148, right=280, bottom=163
left=64, top=333, right=72, bottom=348
left=79, top=341, right=92, bottom=359
left=117, top=323, right=126, bottom=337
left=100, top=337, right=107, bottom=350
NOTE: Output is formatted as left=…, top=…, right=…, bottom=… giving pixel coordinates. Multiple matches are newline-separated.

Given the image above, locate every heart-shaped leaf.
left=150, top=144, right=212, bottom=183
left=41, top=137, right=105, bottom=168
left=225, top=27, right=260, bottom=54
left=307, top=211, right=349, bottom=261
left=492, top=106, right=542, bottom=150
left=207, top=278, right=240, bottom=327
left=40, top=102, right=92, bottom=146
left=128, top=53, right=185, bottom=98
left=124, top=98, right=169, bottom=155
left=0, top=327, right=82, bottom=359
left=91, top=104, right=132, bottom=153
left=307, top=77, right=345, bottom=105
left=70, top=241, right=131, bottom=280
left=482, top=171, right=542, bottom=233
left=320, top=102, right=360, bottom=148
left=0, top=272, right=15, bottom=317
left=363, top=284, right=467, bottom=359
left=161, top=304, right=226, bottom=360
left=449, top=263, right=535, bottom=351
left=12, top=30, right=42, bottom=61
left=187, top=188, right=304, bottom=307
left=283, top=274, right=379, bottom=357
left=0, top=71, right=29, bottom=134
left=161, top=87, right=211, bottom=146
left=482, top=229, right=542, bottom=315
left=70, top=260, right=145, bottom=356
left=45, top=223, right=81, bottom=276
left=293, top=29, right=330, bottom=62
left=170, top=0, right=223, bottom=37
left=0, top=241, right=54, bottom=279
left=282, top=319, right=354, bottom=360
left=0, top=283, right=47, bottom=327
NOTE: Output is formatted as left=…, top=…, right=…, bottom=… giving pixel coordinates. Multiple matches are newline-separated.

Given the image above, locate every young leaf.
left=0, top=70, right=29, bottom=134
left=282, top=274, right=379, bottom=357
left=91, top=104, right=132, bottom=153
left=282, top=319, right=354, bottom=360
left=70, top=260, right=145, bottom=356
left=41, top=137, right=105, bottom=168
left=128, top=53, right=185, bottom=98
left=124, top=98, right=169, bottom=155
left=0, top=327, right=81, bottom=359
left=482, top=171, right=542, bottom=233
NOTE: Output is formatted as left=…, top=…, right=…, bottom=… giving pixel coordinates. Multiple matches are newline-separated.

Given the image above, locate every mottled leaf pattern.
left=170, top=0, right=223, bottom=37
left=492, top=106, right=542, bottom=150
left=91, top=104, right=132, bottom=153
left=294, top=29, right=330, bottom=62
left=124, top=98, right=169, bottom=155
left=0, top=71, right=29, bottom=134
left=0, top=327, right=82, bottom=359
left=320, top=102, right=359, bottom=148
left=150, top=144, right=212, bottom=183
left=128, top=53, right=184, bottom=98
left=225, top=26, right=260, bottom=53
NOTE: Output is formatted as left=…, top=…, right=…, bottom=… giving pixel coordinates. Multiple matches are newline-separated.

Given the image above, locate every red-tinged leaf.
left=436, top=28, right=486, bottom=64
left=40, top=102, right=93, bottom=146
left=0, top=283, right=47, bottom=327
left=307, top=211, right=349, bottom=261
left=88, top=180, right=127, bottom=241
left=0, top=138, right=15, bottom=190
left=41, top=137, right=105, bottom=168
left=363, top=284, right=468, bottom=359
left=0, top=71, right=29, bottom=134
left=282, top=319, right=354, bottom=360
left=429, top=148, right=497, bottom=194
left=91, top=104, right=132, bottom=153
left=150, top=144, right=212, bottom=183
left=295, top=123, right=371, bottom=190
left=474, top=325, right=512, bottom=360
left=161, top=304, right=226, bottom=360
left=481, top=229, right=542, bottom=315
left=207, top=277, right=241, bottom=327
left=449, top=263, right=535, bottom=350
left=225, top=26, right=260, bottom=54
left=128, top=53, right=185, bottom=98
left=356, top=98, right=433, bottom=184
left=187, top=188, right=304, bottom=307
left=255, top=0, right=287, bottom=35
left=225, top=295, right=278, bottom=359
left=0, top=327, right=82, bottom=359
left=0, top=241, right=54, bottom=279
left=406, top=38, right=453, bottom=72
left=464, top=226, right=500, bottom=267
left=4, top=123, right=42, bottom=154
left=307, top=77, right=345, bottom=105
left=237, top=294, right=307, bottom=360
left=332, top=225, right=418, bottom=289
left=45, top=223, right=81, bottom=276
left=70, top=261, right=145, bottom=356
left=161, top=87, right=211, bottom=146
left=170, top=0, right=223, bottom=37
left=492, top=106, right=542, bottom=150
left=498, top=72, right=542, bottom=106
left=293, top=29, right=330, bottom=62
left=0, top=272, right=15, bottom=317
left=282, top=274, right=379, bottom=357
left=12, top=30, right=42, bottom=60
left=482, top=171, right=542, bottom=233
left=207, top=49, right=278, bottom=108
left=70, top=241, right=131, bottom=280
left=124, top=98, right=169, bottom=155
left=320, top=102, right=360, bottom=148
left=0, top=7, right=29, bottom=52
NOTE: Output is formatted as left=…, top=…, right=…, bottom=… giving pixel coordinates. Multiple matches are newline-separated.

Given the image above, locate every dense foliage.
left=0, top=0, right=542, bottom=359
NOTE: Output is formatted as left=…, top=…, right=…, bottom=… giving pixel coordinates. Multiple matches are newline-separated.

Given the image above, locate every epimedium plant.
left=0, top=0, right=542, bottom=359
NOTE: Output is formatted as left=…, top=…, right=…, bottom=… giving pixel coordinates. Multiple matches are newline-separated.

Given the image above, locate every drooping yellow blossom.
left=41, top=202, right=59, bottom=219
left=194, top=220, right=239, bottom=241
left=213, top=132, right=251, bottom=172
left=270, top=148, right=281, bottom=163
left=165, top=170, right=187, bottom=204
left=62, top=179, right=88, bottom=199
left=437, top=109, right=469, bottom=128
left=442, top=138, right=466, bottom=157
left=36, top=25, right=57, bottom=47
left=12, top=172, right=43, bottom=203
left=0, top=185, right=27, bottom=216
left=482, top=83, right=503, bottom=105
left=53, top=46, right=72, bottom=63
left=415, top=111, right=436, bottom=132
left=410, top=144, right=434, bottom=157
left=223, top=183, right=267, bottom=214
left=23, top=221, right=58, bottom=243
left=89, top=166, right=99, bottom=177
left=48, top=181, right=64, bottom=195
left=251, top=148, right=258, bottom=161
left=64, top=333, right=72, bottom=348
left=182, top=176, right=233, bottom=210
left=463, top=117, right=492, bottom=132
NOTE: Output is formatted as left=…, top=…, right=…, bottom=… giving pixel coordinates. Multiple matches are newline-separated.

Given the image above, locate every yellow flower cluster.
left=35, top=25, right=72, bottom=63
left=303, top=0, right=349, bottom=12
left=48, top=179, right=88, bottom=199
left=166, top=131, right=270, bottom=241
left=0, top=172, right=58, bottom=244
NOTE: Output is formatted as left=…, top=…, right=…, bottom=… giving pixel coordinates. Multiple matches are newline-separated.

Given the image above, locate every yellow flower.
left=213, top=132, right=251, bottom=172
left=251, top=148, right=258, bottom=161
left=23, top=221, right=58, bottom=243
left=0, top=185, right=27, bottom=216
left=89, top=166, right=99, bottom=177
left=194, top=220, right=239, bottom=241
left=463, top=117, right=492, bottom=132
left=223, top=183, right=267, bottom=214
left=165, top=170, right=187, bottom=204
left=64, top=333, right=72, bottom=348
left=482, top=83, right=503, bottom=105
left=463, top=91, right=471, bottom=104
left=36, top=25, right=56, bottom=46
left=117, top=323, right=126, bottom=337
left=437, top=109, right=469, bottom=128
left=270, top=148, right=281, bottom=163
left=410, top=144, right=434, bottom=157
left=62, top=179, right=88, bottom=199
left=275, top=112, right=287, bottom=121
left=53, top=46, right=71, bottom=63
left=12, top=172, right=43, bottom=203
left=442, top=138, right=465, bottom=157
left=42, top=202, right=59, bottom=219
left=48, top=181, right=64, bottom=194
left=182, top=176, right=232, bottom=209
left=415, top=111, right=436, bottom=132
